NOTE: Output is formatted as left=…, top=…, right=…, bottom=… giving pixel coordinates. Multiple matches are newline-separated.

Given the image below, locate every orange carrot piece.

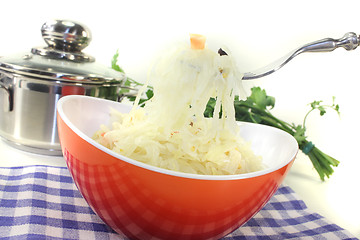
left=190, top=34, right=206, bottom=50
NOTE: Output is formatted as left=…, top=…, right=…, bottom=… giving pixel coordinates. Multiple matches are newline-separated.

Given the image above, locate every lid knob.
left=41, top=20, right=91, bottom=52
left=32, top=20, right=95, bottom=62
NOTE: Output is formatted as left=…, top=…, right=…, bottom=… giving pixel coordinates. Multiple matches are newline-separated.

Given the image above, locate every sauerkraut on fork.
left=93, top=34, right=263, bottom=175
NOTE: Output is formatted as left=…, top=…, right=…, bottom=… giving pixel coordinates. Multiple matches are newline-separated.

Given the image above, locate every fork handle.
left=299, top=32, right=360, bottom=53
left=243, top=32, right=360, bottom=80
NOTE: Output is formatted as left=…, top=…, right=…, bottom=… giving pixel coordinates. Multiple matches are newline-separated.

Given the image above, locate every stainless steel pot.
left=0, top=20, right=135, bottom=155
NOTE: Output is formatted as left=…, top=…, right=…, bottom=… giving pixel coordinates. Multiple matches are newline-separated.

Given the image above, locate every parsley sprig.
left=225, top=87, right=340, bottom=181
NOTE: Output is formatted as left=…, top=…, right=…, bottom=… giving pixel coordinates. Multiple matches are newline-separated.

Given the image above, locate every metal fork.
left=242, top=32, right=360, bottom=80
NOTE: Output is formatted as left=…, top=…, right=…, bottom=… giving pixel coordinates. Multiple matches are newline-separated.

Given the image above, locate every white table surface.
left=1, top=137, right=359, bottom=238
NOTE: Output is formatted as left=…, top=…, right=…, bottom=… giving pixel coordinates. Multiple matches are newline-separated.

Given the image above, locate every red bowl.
left=57, top=95, right=298, bottom=240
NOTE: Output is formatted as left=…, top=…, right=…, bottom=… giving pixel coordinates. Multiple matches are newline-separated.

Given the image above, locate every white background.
left=1, top=0, right=359, bottom=237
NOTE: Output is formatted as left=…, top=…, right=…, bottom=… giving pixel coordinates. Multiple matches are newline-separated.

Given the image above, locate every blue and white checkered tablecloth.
left=0, top=166, right=358, bottom=240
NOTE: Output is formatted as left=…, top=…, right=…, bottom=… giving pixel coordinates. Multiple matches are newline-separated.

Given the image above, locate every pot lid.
left=0, top=20, right=125, bottom=84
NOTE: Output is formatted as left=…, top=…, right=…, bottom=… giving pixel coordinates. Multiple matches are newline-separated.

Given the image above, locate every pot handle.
left=0, top=82, right=13, bottom=112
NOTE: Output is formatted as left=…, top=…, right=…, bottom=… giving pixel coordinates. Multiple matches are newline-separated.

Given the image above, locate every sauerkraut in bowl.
left=93, top=34, right=263, bottom=175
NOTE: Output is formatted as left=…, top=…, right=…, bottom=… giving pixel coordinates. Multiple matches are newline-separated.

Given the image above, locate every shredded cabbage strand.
left=93, top=40, right=263, bottom=175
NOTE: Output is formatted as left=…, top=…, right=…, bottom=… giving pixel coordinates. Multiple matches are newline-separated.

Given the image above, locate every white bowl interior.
left=57, top=95, right=298, bottom=179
